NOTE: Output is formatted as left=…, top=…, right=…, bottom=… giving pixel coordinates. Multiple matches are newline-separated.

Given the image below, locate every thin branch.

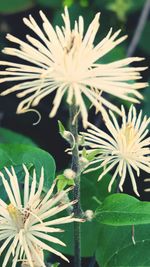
left=127, top=0, right=150, bottom=57
left=70, top=104, right=82, bottom=267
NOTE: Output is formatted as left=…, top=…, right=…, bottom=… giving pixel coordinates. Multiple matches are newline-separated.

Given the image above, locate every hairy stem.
left=70, top=104, right=82, bottom=267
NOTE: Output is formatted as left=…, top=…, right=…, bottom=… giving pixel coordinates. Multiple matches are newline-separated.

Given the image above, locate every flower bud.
left=84, top=209, right=94, bottom=221
left=63, top=169, right=76, bottom=180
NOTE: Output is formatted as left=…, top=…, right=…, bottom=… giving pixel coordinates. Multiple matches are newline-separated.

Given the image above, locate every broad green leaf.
left=81, top=169, right=116, bottom=211
left=96, top=224, right=150, bottom=267
left=53, top=221, right=100, bottom=257
left=0, top=144, right=56, bottom=192
left=0, top=128, right=37, bottom=147
left=95, top=193, right=150, bottom=226
left=0, top=0, right=33, bottom=14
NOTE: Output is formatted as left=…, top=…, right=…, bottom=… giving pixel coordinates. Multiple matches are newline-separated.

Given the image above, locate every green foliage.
left=63, top=0, right=74, bottom=7
left=0, top=0, right=33, bottom=14
left=81, top=169, right=116, bottom=211
left=51, top=263, right=60, bottom=267
left=55, top=169, right=116, bottom=257
left=80, top=0, right=88, bottom=7
left=96, top=224, right=150, bottom=266
left=100, top=45, right=126, bottom=64
left=129, top=0, right=145, bottom=13
left=0, top=144, right=56, bottom=193
left=139, top=22, right=150, bottom=54
left=0, top=128, right=36, bottom=146
left=36, top=0, right=62, bottom=8
left=57, top=173, right=75, bottom=191
left=95, top=193, right=150, bottom=226
left=143, top=85, right=150, bottom=122
left=107, top=0, right=133, bottom=21
left=53, top=3, right=94, bottom=30
left=58, top=221, right=100, bottom=257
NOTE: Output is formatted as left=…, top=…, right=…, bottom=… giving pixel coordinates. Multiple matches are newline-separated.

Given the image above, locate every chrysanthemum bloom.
left=80, top=105, right=150, bottom=196
left=0, top=165, right=82, bottom=267
left=0, top=8, right=148, bottom=127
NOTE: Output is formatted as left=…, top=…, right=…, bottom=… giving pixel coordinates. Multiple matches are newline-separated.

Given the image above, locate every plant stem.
left=69, top=104, right=81, bottom=267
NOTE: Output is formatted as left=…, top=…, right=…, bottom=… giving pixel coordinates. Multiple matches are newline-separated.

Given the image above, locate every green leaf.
left=58, top=120, right=65, bottom=136
left=0, top=144, right=56, bottom=192
left=36, top=0, right=62, bottom=8
left=0, top=128, right=37, bottom=147
left=96, top=224, right=150, bottom=267
left=0, top=0, right=33, bottom=14
left=95, top=193, right=150, bottom=226
left=57, top=174, right=74, bottom=191
left=81, top=169, right=116, bottom=211
left=58, top=120, right=74, bottom=145
left=53, top=221, right=100, bottom=257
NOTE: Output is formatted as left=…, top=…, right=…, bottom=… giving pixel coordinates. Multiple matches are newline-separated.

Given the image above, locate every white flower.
left=80, top=105, right=150, bottom=196
left=0, top=7, right=148, bottom=128
left=0, top=165, right=82, bottom=267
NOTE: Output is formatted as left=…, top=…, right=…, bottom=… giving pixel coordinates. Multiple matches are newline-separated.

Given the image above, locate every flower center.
left=121, top=123, right=136, bottom=146
left=116, top=122, right=137, bottom=159
left=7, top=204, right=30, bottom=230
left=64, top=31, right=82, bottom=54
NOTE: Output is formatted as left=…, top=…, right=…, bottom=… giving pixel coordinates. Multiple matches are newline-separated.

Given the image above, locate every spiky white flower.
left=80, top=105, right=150, bottom=196
left=0, top=165, right=82, bottom=267
left=0, top=7, right=148, bottom=127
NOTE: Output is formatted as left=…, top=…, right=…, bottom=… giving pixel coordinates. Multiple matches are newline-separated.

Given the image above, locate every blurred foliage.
left=0, top=0, right=33, bottom=14
left=139, top=22, right=150, bottom=54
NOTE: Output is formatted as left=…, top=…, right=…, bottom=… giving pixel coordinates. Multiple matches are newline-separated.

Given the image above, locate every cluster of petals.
left=0, top=165, right=82, bottom=267
left=80, top=105, right=150, bottom=196
left=0, top=7, right=148, bottom=127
